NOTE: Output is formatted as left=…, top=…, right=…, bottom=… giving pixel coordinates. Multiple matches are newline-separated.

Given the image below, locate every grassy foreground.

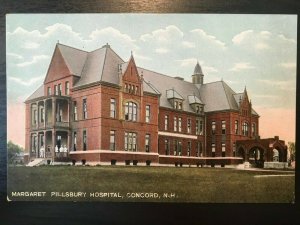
left=7, top=165, right=295, bottom=203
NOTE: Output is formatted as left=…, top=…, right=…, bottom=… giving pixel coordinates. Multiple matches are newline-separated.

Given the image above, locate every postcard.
left=6, top=14, right=296, bottom=202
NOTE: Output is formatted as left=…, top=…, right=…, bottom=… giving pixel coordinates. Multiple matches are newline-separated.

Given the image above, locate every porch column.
left=44, top=100, right=47, bottom=128
left=67, top=131, right=71, bottom=155
left=36, top=101, right=39, bottom=130
left=52, top=98, right=56, bottom=127
left=52, top=130, right=56, bottom=161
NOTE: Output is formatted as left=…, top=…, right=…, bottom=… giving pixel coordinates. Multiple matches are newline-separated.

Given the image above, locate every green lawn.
left=7, top=165, right=295, bottom=203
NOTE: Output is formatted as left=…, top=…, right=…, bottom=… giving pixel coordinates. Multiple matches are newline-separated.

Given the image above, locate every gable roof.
left=26, top=43, right=258, bottom=116
left=199, top=81, right=239, bottom=112
left=74, top=45, right=124, bottom=87
left=25, top=84, right=44, bottom=102
left=57, top=44, right=88, bottom=76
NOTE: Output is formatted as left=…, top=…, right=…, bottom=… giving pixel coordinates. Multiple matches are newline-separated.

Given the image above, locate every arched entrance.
left=248, top=147, right=264, bottom=168
left=237, top=147, right=246, bottom=161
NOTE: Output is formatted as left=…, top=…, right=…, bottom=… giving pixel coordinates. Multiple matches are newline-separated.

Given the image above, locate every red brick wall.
left=206, top=111, right=259, bottom=157
left=44, top=47, right=71, bottom=84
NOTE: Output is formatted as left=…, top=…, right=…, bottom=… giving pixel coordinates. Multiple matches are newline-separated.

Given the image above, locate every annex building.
left=24, top=43, right=288, bottom=167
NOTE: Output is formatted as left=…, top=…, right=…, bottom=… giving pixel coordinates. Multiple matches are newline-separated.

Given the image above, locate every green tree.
left=288, top=142, right=296, bottom=162
left=7, top=140, right=24, bottom=164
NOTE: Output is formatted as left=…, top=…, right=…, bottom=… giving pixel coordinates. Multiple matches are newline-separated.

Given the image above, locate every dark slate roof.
left=74, top=45, right=124, bottom=87
left=137, top=67, right=202, bottom=113
left=26, top=84, right=44, bottom=102
left=199, top=81, right=239, bottom=112
left=194, top=61, right=203, bottom=75
left=26, top=44, right=258, bottom=116
left=58, top=44, right=88, bottom=76
left=166, top=89, right=184, bottom=100
left=188, top=95, right=203, bottom=104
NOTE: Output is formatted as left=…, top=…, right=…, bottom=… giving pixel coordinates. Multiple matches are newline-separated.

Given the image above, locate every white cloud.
left=89, top=27, right=135, bottom=44
left=232, top=30, right=254, bottom=45
left=191, top=29, right=226, bottom=49
left=155, top=48, right=169, bottom=54
left=8, top=75, right=44, bottom=86
left=203, top=66, right=218, bottom=73
left=140, top=25, right=183, bottom=43
left=176, top=58, right=199, bottom=67
left=45, top=23, right=81, bottom=38
left=182, top=41, right=195, bottom=48
left=134, top=53, right=152, bottom=61
left=252, top=94, right=277, bottom=99
left=232, top=30, right=296, bottom=51
left=255, top=42, right=270, bottom=50
left=7, top=53, right=23, bottom=60
left=229, top=62, right=255, bottom=72
left=278, top=34, right=296, bottom=44
left=23, top=41, right=40, bottom=49
left=280, top=62, right=296, bottom=69
left=257, top=79, right=296, bottom=91
left=16, top=55, right=49, bottom=67
left=232, top=30, right=271, bottom=50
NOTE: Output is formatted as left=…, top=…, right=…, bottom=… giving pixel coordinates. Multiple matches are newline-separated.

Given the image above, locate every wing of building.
left=24, top=43, right=287, bottom=167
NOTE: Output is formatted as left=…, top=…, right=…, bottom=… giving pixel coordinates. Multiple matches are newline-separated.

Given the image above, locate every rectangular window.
left=83, top=99, right=87, bottom=119
left=200, top=120, right=203, bottom=135
left=110, top=130, right=115, bottom=151
left=196, top=119, right=203, bottom=135
left=174, top=101, right=178, bottom=109
left=222, top=120, right=226, bottom=134
left=187, top=141, right=191, bottom=156
left=178, top=141, right=182, bottom=156
left=222, top=142, right=226, bottom=157
left=187, top=119, right=191, bottom=133
left=212, top=121, right=216, bottom=135
left=197, top=142, right=202, bottom=157
left=174, top=117, right=177, bottom=132
left=174, top=140, right=178, bottom=156
left=73, top=101, right=78, bottom=121
left=125, top=132, right=137, bottom=152
left=235, top=120, right=239, bottom=135
left=47, top=87, right=51, bottom=96
left=165, top=139, right=170, bottom=155
left=110, top=98, right=116, bottom=118
left=233, top=143, right=236, bottom=157
left=54, top=85, right=58, bottom=95
left=33, top=109, right=37, bottom=125
left=83, top=130, right=87, bottom=151
left=65, top=81, right=69, bottom=95
left=40, top=108, right=44, bottom=123
left=252, top=123, right=256, bottom=137
left=164, top=115, right=169, bottom=130
left=125, top=102, right=137, bottom=121
left=178, top=117, right=182, bottom=132
left=58, top=83, right=62, bottom=95
left=145, top=134, right=150, bottom=152
left=73, top=131, right=77, bottom=151
left=212, top=143, right=216, bottom=157
left=178, top=102, right=182, bottom=110
left=145, top=105, right=150, bottom=123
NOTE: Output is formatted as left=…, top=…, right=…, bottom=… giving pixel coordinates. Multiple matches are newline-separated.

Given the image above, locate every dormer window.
left=166, top=89, right=184, bottom=110
left=188, top=95, right=204, bottom=114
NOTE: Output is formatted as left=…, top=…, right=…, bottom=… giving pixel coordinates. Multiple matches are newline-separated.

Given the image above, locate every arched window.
left=125, top=101, right=138, bottom=121
left=273, top=149, right=279, bottom=162
left=242, top=122, right=249, bottom=136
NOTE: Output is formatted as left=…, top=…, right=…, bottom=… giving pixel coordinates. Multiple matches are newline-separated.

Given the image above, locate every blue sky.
left=6, top=14, right=297, bottom=146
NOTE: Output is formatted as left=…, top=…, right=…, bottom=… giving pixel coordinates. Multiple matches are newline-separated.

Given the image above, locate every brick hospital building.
left=24, top=43, right=288, bottom=167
